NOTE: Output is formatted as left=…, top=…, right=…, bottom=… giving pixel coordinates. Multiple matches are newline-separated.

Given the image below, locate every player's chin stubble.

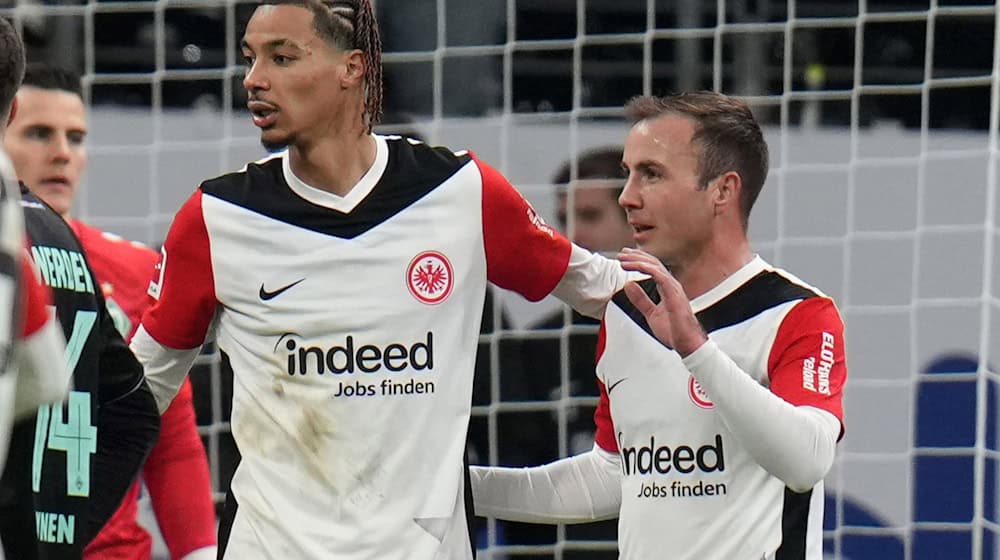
left=260, top=131, right=292, bottom=153
left=261, top=139, right=289, bottom=152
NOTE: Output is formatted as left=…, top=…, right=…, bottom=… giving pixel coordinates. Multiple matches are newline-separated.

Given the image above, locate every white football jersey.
left=136, top=135, right=622, bottom=560
left=594, top=256, right=846, bottom=560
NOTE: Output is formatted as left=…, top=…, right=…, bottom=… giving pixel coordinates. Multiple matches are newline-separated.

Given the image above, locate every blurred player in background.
left=4, top=64, right=217, bottom=560
left=551, top=147, right=633, bottom=261
left=0, top=19, right=161, bottom=560
left=128, top=1, right=632, bottom=558
left=520, top=146, right=633, bottom=446
left=472, top=92, right=848, bottom=559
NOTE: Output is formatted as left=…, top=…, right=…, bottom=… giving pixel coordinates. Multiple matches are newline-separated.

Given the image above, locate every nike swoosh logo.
left=607, top=378, right=628, bottom=394
left=259, top=278, right=305, bottom=301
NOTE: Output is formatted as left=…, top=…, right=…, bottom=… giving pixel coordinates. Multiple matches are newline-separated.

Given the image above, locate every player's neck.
left=288, top=129, right=377, bottom=198
left=672, top=236, right=753, bottom=301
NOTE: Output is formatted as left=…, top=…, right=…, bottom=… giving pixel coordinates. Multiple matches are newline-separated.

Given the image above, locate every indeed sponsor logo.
left=277, top=332, right=434, bottom=376
left=619, top=434, right=725, bottom=476
left=620, top=434, right=729, bottom=499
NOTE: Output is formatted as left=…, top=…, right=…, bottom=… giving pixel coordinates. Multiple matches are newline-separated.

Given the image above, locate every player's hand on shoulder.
left=618, top=247, right=706, bottom=357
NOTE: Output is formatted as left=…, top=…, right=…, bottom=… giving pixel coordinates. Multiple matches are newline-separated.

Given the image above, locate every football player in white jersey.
left=128, top=1, right=632, bottom=559
left=471, top=92, right=847, bottom=560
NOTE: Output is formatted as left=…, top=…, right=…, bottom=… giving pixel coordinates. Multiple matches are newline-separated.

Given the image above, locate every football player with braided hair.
left=130, top=1, right=635, bottom=558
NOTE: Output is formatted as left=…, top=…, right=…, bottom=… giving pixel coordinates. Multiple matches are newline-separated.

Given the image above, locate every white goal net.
left=4, top=1, right=998, bottom=559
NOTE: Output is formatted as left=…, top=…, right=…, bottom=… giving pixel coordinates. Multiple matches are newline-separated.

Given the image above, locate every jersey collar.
left=689, top=255, right=769, bottom=313
left=281, top=134, right=389, bottom=213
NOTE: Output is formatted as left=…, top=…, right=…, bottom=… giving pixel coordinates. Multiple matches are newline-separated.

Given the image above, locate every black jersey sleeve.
left=87, top=373, right=159, bottom=541
left=87, top=282, right=160, bottom=541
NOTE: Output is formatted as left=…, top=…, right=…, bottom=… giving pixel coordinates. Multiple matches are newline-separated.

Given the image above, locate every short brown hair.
left=625, top=92, right=769, bottom=225
left=0, top=17, right=25, bottom=122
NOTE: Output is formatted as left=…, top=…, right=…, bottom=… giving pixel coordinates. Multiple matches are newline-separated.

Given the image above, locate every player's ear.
left=713, top=171, right=741, bottom=214
left=340, top=49, right=365, bottom=90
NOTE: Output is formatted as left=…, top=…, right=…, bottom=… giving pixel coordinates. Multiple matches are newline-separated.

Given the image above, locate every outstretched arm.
left=477, top=157, right=634, bottom=319
left=132, top=189, right=218, bottom=412
left=470, top=445, right=622, bottom=524
left=550, top=245, right=637, bottom=319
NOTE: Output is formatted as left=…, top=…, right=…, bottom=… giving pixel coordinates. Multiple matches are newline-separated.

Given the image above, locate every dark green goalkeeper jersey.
left=0, top=186, right=159, bottom=560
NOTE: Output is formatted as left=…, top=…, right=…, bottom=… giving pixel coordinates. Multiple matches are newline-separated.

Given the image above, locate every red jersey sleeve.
left=141, top=190, right=217, bottom=349
left=767, top=297, right=847, bottom=437
left=144, top=378, right=217, bottom=557
left=20, top=255, right=51, bottom=338
left=592, top=322, right=618, bottom=453
left=477, top=157, right=572, bottom=301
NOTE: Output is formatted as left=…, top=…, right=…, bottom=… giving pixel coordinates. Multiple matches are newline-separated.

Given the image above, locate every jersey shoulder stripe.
left=611, top=270, right=820, bottom=340
left=696, top=270, right=820, bottom=332
left=199, top=138, right=473, bottom=239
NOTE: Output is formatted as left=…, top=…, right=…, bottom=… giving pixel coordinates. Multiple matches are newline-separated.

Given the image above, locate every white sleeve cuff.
left=470, top=445, right=622, bottom=524
left=550, top=245, right=641, bottom=319
left=130, top=325, right=202, bottom=414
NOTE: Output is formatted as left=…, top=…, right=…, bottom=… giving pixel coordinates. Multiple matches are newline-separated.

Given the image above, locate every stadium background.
left=3, top=0, right=1000, bottom=558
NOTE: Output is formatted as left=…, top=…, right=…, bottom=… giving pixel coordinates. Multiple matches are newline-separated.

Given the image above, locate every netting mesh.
left=3, top=1, right=998, bottom=558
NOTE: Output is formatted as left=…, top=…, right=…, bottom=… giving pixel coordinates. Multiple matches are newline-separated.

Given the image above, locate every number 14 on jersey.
left=32, top=310, right=98, bottom=497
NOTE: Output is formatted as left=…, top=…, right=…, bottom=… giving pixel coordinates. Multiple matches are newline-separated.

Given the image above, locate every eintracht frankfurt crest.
left=407, top=251, right=454, bottom=305
left=689, top=376, right=714, bottom=409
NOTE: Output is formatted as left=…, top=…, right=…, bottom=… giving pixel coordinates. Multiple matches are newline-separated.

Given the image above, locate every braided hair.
left=266, top=0, right=383, bottom=132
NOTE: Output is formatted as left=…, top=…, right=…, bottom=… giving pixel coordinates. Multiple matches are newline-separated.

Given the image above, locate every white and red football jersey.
left=594, top=256, right=846, bottom=560
left=132, top=135, right=625, bottom=560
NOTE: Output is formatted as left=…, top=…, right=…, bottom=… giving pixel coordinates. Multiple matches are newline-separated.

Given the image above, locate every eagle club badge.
left=407, top=251, right=454, bottom=305
left=689, top=376, right=714, bottom=409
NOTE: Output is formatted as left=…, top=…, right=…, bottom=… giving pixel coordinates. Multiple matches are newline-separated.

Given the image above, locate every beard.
left=260, top=129, right=292, bottom=153
left=261, top=139, right=289, bottom=152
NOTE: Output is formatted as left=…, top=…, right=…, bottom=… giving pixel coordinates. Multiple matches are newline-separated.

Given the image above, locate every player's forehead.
left=623, top=115, right=699, bottom=167
left=13, top=87, right=86, bottom=129
left=242, top=4, right=320, bottom=50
